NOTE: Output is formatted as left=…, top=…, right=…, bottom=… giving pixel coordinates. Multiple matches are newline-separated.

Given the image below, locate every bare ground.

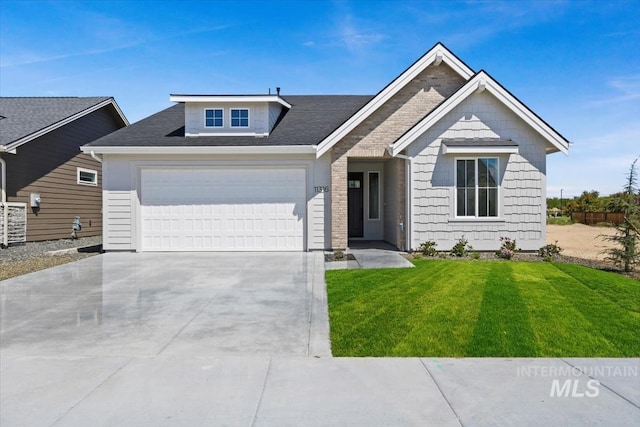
left=546, top=223, right=618, bottom=261
left=0, top=253, right=97, bottom=281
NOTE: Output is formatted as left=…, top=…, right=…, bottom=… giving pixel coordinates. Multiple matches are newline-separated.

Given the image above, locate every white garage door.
left=140, top=168, right=306, bottom=251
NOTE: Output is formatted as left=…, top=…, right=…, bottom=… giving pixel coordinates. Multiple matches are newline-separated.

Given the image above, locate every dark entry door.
left=348, top=172, right=364, bottom=238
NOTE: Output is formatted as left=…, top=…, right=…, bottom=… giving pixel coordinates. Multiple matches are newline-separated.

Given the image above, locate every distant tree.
left=605, top=192, right=629, bottom=213
left=565, top=190, right=603, bottom=213
left=547, top=197, right=561, bottom=210
left=601, top=158, right=640, bottom=272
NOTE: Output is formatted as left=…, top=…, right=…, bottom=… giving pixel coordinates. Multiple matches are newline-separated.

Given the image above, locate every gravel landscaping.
left=0, top=236, right=102, bottom=281
left=0, top=236, right=102, bottom=263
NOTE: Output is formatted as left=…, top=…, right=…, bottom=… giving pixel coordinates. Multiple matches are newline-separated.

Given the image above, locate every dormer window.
left=231, top=109, right=249, bottom=127
left=205, top=109, right=223, bottom=127
left=171, top=95, right=290, bottom=137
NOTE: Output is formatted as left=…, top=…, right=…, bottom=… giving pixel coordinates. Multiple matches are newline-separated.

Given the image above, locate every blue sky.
left=1, top=0, right=638, bottom=198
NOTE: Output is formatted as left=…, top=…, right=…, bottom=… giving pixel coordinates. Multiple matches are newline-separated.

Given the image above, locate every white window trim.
left=230, top=108, right=250, bottom=128
left=368, top=171, right=381, bottom=220
left=454, top=157, right=499, bottom=219
left=204, top=108, right=224, bottom=128
left=77, top=167, right=98, bottom=186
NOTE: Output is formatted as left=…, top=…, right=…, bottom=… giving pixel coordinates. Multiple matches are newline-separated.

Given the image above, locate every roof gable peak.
left=389, top=70, right=570, bottom=156
left=315, top=42, right=474, bottom=157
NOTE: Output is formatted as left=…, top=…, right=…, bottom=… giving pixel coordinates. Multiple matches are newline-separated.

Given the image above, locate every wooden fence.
left=571, top=212, right=625, bottom=225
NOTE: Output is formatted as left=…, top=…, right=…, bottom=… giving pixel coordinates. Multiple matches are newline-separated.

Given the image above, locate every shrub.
left=547, top=216, right=573, bottom=225
left=418, top=241, right=438, bottom=257
left=496, top=236, right=520, bottom=260
left=601, top=157, right=640, bottom=272
left=538, top=241, right=563, bottom=259
left=471, top=252, right=481, bottom=260
left=450, top=235, right=472, bottom=257
left=334, top=250, right=345, bottom=260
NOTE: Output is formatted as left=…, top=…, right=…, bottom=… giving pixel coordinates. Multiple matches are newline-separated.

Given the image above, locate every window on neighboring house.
left=456, top=158, right=498, bottom=217
left=77, top=167, right=98, bottom=186
left=205, top=109, right=223, bottom=127
left=368, top=172, right=380, bottom=220
left=230, top=108, right=249, bottom=127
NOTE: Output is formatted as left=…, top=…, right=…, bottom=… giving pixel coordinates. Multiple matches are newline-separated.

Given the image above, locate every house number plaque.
left=314, top=186, right=330, bottom=193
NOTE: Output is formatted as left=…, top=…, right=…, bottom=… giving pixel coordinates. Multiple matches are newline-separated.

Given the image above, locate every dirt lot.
left=547, top=223, right=617, bottom=261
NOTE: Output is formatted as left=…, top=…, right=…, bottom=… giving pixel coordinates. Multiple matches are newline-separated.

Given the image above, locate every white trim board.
left=441, top=144, right=519, bottom=155
left=170, top=94, right=292, bottom=109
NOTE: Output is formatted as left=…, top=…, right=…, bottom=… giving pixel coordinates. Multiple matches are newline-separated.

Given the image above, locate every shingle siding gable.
left=407, top=90, right=548, bottom=251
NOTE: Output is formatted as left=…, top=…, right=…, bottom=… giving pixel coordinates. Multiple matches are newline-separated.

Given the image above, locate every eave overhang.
left=169, top=94, right=292, bottom=109
left=80, top=145, right=317, bottom=155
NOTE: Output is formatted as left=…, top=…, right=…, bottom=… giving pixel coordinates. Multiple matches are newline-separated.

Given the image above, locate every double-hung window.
left=205, top=109, right=223, bottom=127
left=456, top=158, right=499, bottom=217
left=230, top=108, right=249, bottom=127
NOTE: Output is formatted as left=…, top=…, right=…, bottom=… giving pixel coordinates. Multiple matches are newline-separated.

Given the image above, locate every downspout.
left=394, top=153, right=412, bottom=251
left=0, top=156, right=8, bottom=247
left=90, top=151, right=103, bottom=163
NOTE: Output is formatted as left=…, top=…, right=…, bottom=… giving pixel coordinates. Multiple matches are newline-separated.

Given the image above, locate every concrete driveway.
left=2, top=253, right=639, bottom=426
left=0, top=252, right=330, bottom=359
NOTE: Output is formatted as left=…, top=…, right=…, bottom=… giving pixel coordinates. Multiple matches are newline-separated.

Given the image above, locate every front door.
left=348, top=172, right=363, bottom=237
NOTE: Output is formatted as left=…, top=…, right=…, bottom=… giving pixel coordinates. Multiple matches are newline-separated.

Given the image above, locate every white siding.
left=407, top=91, right=547, bottom=251
left=104, top=191, right=133, bottom=248
left=102, top=156, right=135, bottom=250
left=102, top=154, right=327, bottom=252
left=310, top=154, right=331, bottom=250
left=184, top=102, right=269, bottom=136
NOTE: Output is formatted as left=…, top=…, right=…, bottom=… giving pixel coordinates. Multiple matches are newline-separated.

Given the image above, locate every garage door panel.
left=141, top=168, right=305, bottom=251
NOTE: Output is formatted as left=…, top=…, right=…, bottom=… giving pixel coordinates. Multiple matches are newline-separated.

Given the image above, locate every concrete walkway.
left=2, top=355, right=638, bottom=426
left=325, top=241, right=414, bottom=270
left=1, top=254, right=638, bottom=426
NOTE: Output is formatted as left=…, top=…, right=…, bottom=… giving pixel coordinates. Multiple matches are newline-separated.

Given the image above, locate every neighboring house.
left=0, top=97, right=128, bottom=243
left=82, top=43, right=568, bottom=253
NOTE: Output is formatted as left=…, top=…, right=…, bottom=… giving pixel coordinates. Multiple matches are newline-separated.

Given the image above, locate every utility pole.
left=560, top=189, right=563, bottom=216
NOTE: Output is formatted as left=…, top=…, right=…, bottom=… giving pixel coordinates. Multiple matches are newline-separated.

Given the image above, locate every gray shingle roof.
left=84, top=95, right=374, bottom=147
left=0, top=97, right=112, bottom=145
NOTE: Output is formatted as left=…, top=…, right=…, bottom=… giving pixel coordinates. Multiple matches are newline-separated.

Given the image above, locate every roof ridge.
left=0, top=96, right=111, bottom=99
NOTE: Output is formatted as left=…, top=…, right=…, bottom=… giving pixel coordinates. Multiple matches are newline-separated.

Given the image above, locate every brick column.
left=331, top=152, right=348, bottom=250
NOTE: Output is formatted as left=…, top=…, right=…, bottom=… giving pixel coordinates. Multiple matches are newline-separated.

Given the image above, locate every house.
left=82, top=43, right=568, bottom=253
left=0, top=97, right=128, bottom=244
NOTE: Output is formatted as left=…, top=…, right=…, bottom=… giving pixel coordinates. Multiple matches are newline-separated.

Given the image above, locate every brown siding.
left=4, top=106, right=125, bottom=241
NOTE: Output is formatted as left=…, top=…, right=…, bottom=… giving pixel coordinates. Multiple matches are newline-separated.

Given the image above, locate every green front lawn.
left=326, top=260, right=640, bottom=357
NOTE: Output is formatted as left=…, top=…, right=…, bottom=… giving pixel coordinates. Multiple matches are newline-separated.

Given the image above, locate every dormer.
left=169, top=94, right=292, bottom=137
